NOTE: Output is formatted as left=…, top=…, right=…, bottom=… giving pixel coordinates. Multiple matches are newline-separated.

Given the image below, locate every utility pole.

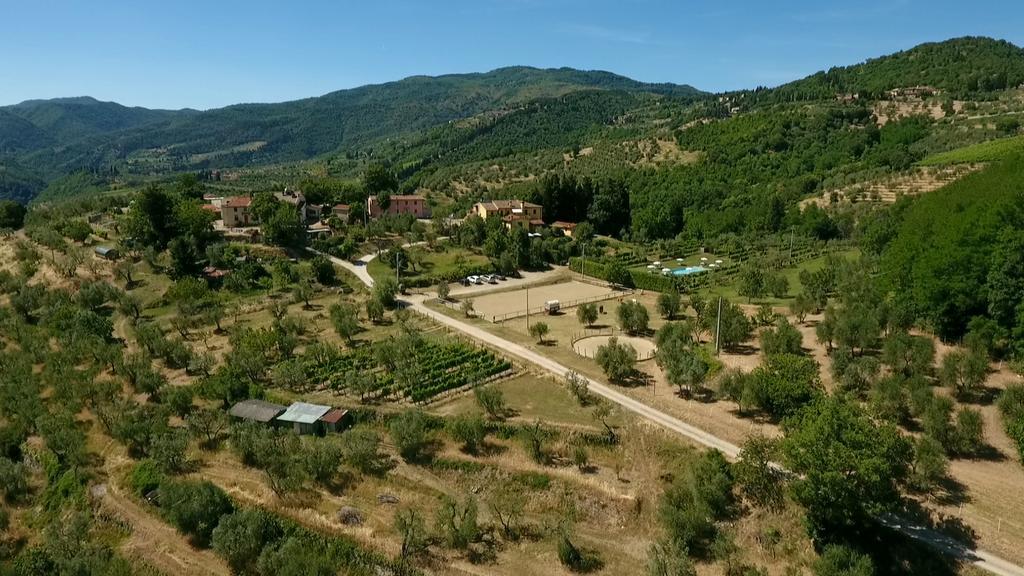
left=580, top=242, right=586, bottom=281
left=788, top=226, right=795, bottom=262
left=525, top=283, right=530, bottom=332
left=715, top=296, right=723, bottom=355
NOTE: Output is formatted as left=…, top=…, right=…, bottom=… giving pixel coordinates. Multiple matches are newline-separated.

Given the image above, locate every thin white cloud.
left=563, top=23, right=657, bottom=45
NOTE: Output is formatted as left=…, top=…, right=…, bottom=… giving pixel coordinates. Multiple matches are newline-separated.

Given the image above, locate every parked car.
left=484, top=274, right=498, bottom=284
left=466, top=275, right=480, bottom=285
left=544, top=300, right=561, bottom=314
left=494, top=274, right=507, bottom=281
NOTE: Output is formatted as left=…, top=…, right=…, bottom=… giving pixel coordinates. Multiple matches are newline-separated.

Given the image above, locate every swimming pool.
left=671, top=266, right=708, bottom=276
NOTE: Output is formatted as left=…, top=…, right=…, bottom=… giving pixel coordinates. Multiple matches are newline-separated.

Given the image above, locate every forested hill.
left=0, top=67, right=705, bottom=200
left=745, top=37, right=1024, bottom=103
left=4, top=37, right=1024, bottom=205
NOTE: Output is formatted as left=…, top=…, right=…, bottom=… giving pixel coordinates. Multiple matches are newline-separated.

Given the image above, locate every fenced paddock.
left=572, top=333, right=657, bottom=361
left=459, top=280, right=624, bottom=323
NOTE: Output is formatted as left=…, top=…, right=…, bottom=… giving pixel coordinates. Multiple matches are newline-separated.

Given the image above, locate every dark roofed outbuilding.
left=319, top=408, right=350, bottom=433
left=229, top=399, right=286, bottom=423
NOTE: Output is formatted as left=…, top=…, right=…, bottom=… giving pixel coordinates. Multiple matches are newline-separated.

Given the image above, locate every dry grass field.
left=465, top=279, right=620, bottom=322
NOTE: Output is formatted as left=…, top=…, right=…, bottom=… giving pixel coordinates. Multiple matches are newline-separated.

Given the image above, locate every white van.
left=543, top=300, right=560, bottom=314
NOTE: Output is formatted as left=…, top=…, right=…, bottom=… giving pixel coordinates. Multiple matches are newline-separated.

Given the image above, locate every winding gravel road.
left=315, top=248, right=1024, bottom=576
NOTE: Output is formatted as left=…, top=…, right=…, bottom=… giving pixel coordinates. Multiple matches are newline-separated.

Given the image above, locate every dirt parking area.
left=468, top=280, right=621, bottom=322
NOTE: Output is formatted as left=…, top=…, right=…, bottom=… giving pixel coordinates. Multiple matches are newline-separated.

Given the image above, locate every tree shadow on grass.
left=844, top=522, right=966, bottom=576
left=931, top=475, right=972, bottom=507
left=896, top=498, right=980, bottom=555
left=478, top=441, right=509, bottom=458
left=723, top=344, right=758, bottom=356
left=613, top=371, right=651, bottom=388
left=972, top=384, right=1003, bottom=407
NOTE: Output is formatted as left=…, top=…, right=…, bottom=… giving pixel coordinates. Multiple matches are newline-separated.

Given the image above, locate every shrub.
left=211, top=509, right=283, bottom=574
left=617, top=300, right=650, bottom=335
left=557, top=532, right=602, bottom=573
left=952, top=407, right=985, bottom=456
left=751, top=354, right=822, bottom=419
left=813, top=544, right=874, bottom=576
left=389, top=410, right=430, bottom=462
left=0, top=457, right=29, bottom=502
left=160, top=480, right=234, bottom=547
left=447, top=414, right=487, bottom=454
left=657, top=292, right=682, bottom=319
left=998, top=385, right=1024, bottom=461
left=595, top=336, right=637, bottom=384
left=759, top=317, right=804, bottom=356
left=128, top=460, right=165, bottom=498
left=434, top=495, right=479, bottom=549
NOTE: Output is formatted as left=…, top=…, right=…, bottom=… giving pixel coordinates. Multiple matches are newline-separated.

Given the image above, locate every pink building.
left=367, top=194, right=430, bottom=219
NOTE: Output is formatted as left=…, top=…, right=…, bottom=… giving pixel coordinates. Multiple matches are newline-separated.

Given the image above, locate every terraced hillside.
left=801, top=164, right=984, bottom=208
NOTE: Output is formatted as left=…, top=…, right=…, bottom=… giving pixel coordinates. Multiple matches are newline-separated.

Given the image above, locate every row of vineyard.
left=292, top=338, right=513, bottom=403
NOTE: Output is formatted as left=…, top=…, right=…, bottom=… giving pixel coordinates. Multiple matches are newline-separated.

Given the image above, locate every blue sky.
left=1, top=0, right=1021, bottom=110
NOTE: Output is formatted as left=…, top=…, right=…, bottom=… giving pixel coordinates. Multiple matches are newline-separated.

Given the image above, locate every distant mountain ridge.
left=0, top=66, right=705, bottom=199
left=3, top=37, right=1024, bottom=203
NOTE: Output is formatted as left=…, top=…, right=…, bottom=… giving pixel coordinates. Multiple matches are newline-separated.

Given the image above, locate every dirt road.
left=322, top=250, right=1024, bottom=576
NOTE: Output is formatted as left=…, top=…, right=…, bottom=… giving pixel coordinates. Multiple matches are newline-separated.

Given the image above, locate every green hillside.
left=881, top=155, right=1024, bottom=339
left=3, top=36, right=1024, bottom=211
left=0, top=67, right=705, bottom=198
left=8, top=96, right=188, bottom=142
left=0, top=159, right=46, bottom=204
left=747, top=36, right=1024, bottom=102
left=919, top=134, right=1024, bottom=165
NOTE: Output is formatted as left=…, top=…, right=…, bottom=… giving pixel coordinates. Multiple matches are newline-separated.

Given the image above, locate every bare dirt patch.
left=467, top=280, right=619, bottom=322
left=573, top=334, right=656, bottom=361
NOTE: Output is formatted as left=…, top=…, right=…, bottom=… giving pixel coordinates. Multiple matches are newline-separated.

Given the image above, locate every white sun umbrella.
left=653, top=261, right=661, bottom=267
left=661, top=268, right=671, bottom=274
left=715, top=259, right=723, bottom=264
left=708, top=263, right=717, bottom=268
left=676, top=258, right=684, bottom=262
left=700, top=257, right=708, bottom=262
left=647, top=264, right=656, bottom=269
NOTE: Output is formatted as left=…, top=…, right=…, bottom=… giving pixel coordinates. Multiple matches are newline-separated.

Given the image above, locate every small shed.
left=276, top=402, right=332, bottom=435
left=94, top=246, right=119, bottom=260
left=319, top=408, right=350, bottom=433
left=229, top=399, right=286, bottom=424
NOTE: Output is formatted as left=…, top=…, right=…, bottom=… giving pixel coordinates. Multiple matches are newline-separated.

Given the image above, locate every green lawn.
left=432, top=373, right=626, bottom=429
left=699, top=248, right=860, bottom=306
left=919, top=134, right=1024, bottom=165
left=368, top=246, right=490, bottom=285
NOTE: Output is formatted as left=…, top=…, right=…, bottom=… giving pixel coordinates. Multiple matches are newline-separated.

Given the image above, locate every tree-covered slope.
left=7, top=96, right=190, bottom=143
left=881, top=156, right=1024, bottom=340
left=752, top=37, right=1024, bottom=102
left=0, top=109, right=54, bottom=155
left=0, top=159, right=47, bottom=204
left=0, top=67, right=704, bottom=194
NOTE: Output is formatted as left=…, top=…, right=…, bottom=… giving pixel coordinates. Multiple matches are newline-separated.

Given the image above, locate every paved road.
left=309, top=248, right=376, bottom=288
left=318, top=249, right=1024, bottom=576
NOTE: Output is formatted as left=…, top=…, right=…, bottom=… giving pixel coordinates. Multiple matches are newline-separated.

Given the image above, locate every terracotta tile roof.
left=551, top=221, right=577, bottom=229
left=224, top=196, right=252, bottom=208
left=390, top=195, right=426, bottom=201
left=478, top=199, right=541, bottom=211
left=201, top=204, right=220, bottom=213
left=333, top=203, right=350, bottom=210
